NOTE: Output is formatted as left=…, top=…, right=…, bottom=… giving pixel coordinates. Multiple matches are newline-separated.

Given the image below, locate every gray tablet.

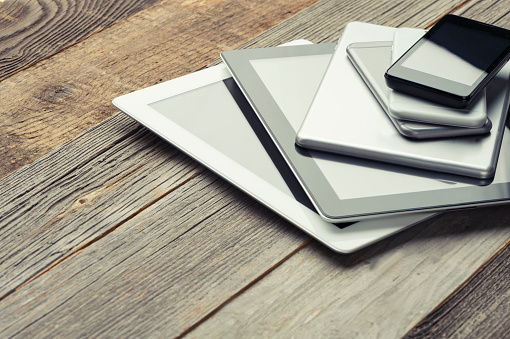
left=221, top=23, right=510, bottom=223
left=346, top=40, right=492, bottom=138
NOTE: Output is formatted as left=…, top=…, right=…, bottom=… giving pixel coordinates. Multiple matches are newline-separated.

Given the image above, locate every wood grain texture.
left=0, top=0, right=318, bottom=180
left=188, top=207, right=510, bottom=339
left=404, top=241, right=510, bottom=339
left=0, top=0, right=162, bottom=80
left=245, top=0, right=450, bottom=45
left=209, top=0, right=466, bottom=66
left=1, top=0, right=508, bottom=338
left=454, top=0, right=510, bottom=27
left=0, top=113, right=308, bottom=338
left=0, top=114, right=203, bottom=298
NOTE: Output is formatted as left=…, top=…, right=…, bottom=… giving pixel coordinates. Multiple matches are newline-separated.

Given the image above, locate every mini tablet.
left=294, top=22, right=507, bottom=179
left=347, top=40, right=492, bottom=138
left=388, top=28, right=488, bottom=127
left=386, top=15, right=510, bottom=108
left=222, top=22, right=510, bottom=223
left=113, top=41, right=435, bottom=253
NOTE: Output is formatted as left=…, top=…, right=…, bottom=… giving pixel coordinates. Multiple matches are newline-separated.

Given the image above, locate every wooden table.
left=0, top=0, right=509, bottom=337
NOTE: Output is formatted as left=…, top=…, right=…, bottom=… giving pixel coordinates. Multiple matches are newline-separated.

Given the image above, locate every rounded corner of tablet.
left=394, top=124, right=427, bottom=139
left=476, top=165, right=497, bottom=180
left=295, top=132, right=310, bottom=148
left=295, top=132, right=327, bottom=152
left=112, top=96, right=126, bottom=111
left=219, top=50, right=229, bottom=60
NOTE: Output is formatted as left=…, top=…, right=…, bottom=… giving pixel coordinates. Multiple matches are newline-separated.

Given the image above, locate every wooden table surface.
left=0, top=0, right=509, bottom=337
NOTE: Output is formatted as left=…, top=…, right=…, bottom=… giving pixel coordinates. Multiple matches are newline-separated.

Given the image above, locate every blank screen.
left=402, top=22, right=510, bottom=86
left=149, top=82, right=293, bottom=195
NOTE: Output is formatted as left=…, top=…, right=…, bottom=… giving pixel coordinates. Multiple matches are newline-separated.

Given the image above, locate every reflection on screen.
left=250, top=54, right=332, bottom=131
left=149, top=82, right=293, bottom=196
left=402, top=40, right=484, bottom=85
left=401, top=21, right=510, bottom=86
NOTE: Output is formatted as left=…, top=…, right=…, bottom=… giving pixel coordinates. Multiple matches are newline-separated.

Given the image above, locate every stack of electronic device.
left=113, top=16, right=510, bottom=253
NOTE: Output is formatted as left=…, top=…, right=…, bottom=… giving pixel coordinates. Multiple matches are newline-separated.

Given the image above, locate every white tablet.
left=221, top=24, right=510, bottom=223
left=113, top=41, right=435, bottom=253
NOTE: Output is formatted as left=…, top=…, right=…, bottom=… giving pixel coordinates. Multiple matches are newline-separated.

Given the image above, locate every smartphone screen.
left=401, top=22, right=510, bottom=86
left=385, top=15, right=510, bottom=108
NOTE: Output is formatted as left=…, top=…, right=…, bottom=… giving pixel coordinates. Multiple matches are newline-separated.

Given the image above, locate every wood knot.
left=38, top=85, right=74, bottom=103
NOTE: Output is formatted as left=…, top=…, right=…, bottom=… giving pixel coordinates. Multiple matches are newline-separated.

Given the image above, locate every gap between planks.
left=0, top=167, right=205, bottom=304
left=176, top=238, right=313, bottom=339
left=403, top=235, right=510, bottom=337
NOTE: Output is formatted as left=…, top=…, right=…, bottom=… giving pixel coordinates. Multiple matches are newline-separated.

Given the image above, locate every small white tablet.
left=113, top=41, right=435, bottom=253
left=388, top=28, right=488, bottom=127
left=222, top=23, right=510, bottom=223
left=346, top=40, right=492, bottom=139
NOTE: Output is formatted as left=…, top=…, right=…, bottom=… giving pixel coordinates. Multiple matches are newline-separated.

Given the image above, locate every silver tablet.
left=295, top=22, right=507, bottom=180
left=346, top=40, right=492, bottom=138
left=221, top=23, right=510, bottom=223
left=112, top=41, right=435, bottom=253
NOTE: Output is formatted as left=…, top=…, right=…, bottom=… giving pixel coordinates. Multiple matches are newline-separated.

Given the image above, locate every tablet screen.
left=149, top=79, right=317, bottom=212
left=150, top=82, right=288, bottom=192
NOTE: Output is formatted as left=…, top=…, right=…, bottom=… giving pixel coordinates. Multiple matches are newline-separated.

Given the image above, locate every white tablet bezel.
left=113, top=59, right=435, bottom=253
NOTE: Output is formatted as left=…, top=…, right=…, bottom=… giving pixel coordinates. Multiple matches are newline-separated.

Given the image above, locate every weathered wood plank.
left=0, top=0, right=162, bottom=80
left=0, top=0, right=491, bottom=337
left=0, top=114, right=205, bottom=298
left=187, top=206, right=510, bottom=339
left=404, top=241, right=510, bottom=339
left=0, top=114, right=309, bottom=338
left=399, top=2, right=510, bottom=336
left=209, top=0, right=465, bottom=67
left=454, top=0, right=510, bottom=27
left=0, top=0, right=318, bottom=180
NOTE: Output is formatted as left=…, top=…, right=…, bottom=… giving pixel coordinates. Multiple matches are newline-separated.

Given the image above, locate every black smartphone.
left=385, top=15, right=510, bottom=108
